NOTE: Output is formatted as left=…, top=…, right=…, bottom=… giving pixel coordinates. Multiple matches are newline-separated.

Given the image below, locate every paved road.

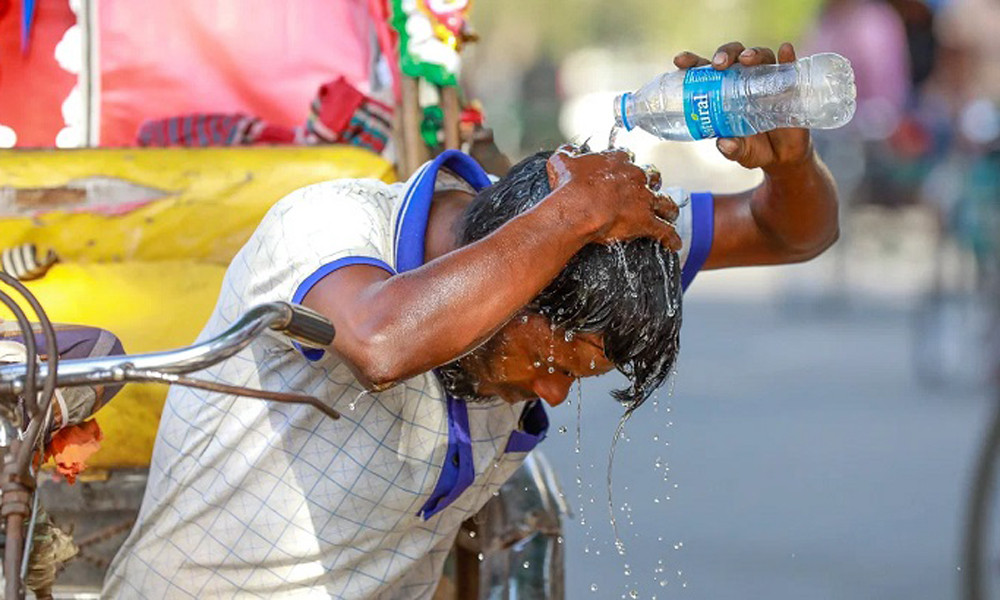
left=540, top=287, right=992, bottom=599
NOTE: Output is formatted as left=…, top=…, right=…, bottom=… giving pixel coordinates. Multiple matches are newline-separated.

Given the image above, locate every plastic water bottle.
left=612, top=53, right=857, bottom=141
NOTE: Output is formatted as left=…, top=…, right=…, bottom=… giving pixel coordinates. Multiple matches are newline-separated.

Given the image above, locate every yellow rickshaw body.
left=0, top=145, right=395, bottom=467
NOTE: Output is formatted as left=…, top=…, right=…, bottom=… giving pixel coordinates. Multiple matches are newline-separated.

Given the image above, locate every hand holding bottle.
left=671, top=42, right=816, bottom=172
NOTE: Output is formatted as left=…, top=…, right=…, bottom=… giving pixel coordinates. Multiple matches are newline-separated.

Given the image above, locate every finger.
left=766, top=127, right=812, bottom=164
left=652, top=219, right=683, bottom=252
left=712, top=41, right=746, bottom=69
left=652, top=191, right=679, bottom=223
left=647, top=170, right=662, bottom=192
left=546, top=150, right=574, bottom=189
left=605, top=147, right=636, bottom=164
left=738, top=46, right=777, bottom=66
left=621, top=161, right=651, bottom=187
left=640, top=164, right=662, bottom=191
left=715, top=138, right=748, bottom=164
left=777, top=42, right=796, bottom=64
left=717, top=136, right=777, bottom=169
left=554, top=143, right=579, bottom=158
left=673, top=51, right=710, bottom=69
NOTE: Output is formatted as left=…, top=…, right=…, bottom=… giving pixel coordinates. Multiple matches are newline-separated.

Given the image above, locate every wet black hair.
left=456, top=151, right=683, bottom=413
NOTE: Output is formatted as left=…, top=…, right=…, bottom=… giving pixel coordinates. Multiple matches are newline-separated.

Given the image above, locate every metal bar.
left=0, top=291, right=37, bottom=416
left=0, top=302, right=291, bottom=392
left=124, top=369, right=340, bottom=420
left=0, top=273, right=59, bottom=421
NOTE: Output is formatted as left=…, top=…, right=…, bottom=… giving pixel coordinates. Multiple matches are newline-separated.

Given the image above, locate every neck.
left=424, top=189, right=475, bottom=262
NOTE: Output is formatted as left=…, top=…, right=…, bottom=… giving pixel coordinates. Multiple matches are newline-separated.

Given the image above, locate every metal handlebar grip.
left=273, top=302, right=336, bottom=348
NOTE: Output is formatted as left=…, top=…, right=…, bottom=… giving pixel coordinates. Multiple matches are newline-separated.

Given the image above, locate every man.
left=104, top=42, right=838, bottom=599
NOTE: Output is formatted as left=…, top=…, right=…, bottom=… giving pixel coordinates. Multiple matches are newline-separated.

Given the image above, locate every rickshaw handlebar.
left=0, top=302, right=335, bottom=394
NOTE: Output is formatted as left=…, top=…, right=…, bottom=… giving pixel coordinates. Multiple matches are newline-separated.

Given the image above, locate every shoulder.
left=270, top=178, right=399, bottom=219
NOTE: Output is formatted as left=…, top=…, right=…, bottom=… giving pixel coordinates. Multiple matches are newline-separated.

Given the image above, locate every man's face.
left=459, top=312, right=616, bottom=406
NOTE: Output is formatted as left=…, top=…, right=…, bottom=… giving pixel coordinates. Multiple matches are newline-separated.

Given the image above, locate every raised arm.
left=303, top=148, right=679, bottom=389
left=674, top=42, right=840, bottom=269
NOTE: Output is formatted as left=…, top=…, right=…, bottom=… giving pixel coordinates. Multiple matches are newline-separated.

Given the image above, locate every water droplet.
left=608, top=124, right=622, bottom=149
left=589, top=358, right=596, bottom=370
left=522, top=561, right=530, bottom=569
left=654, top=498, right=660, bottom=503
left=477, top=552, right=484, bottom=561
left=558, top=425, right=568, bottom=434
left=547, top=355, right=555, bottom=362
left=659, top=580, right=668, bottom=587
left=564, top=330, right=575, bottom=342
left=349, top=389, right=371, bottom=411
left=468, top=530, right=476, bottom=538
left=533, top=361, right=542, bottom=368
left=590, top=583, right=599, bottom=592
left=520, top=314, right=529, bottom=323
left=628, top=591, right=638, bottom=599
left=608, top=410, right=634, bottom=557
left=575, top=385, right=583, bottom=454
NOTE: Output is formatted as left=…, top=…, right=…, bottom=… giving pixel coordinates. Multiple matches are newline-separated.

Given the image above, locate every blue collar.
left=393, top=149, right=493, bottom=273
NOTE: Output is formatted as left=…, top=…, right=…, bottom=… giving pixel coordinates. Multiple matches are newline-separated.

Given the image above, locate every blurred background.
left=467, top=0, right=1000, bottom=598
left=0, top=0, right=998, bottom=598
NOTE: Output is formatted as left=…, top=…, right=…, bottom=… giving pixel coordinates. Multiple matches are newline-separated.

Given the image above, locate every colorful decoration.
left=44, top=419, right=104, bottom=484
left=420, top=105, right=445, bottom=148
left=420, top=0, right=476, bottom=50
left=390, top=0, right=475, bottom=87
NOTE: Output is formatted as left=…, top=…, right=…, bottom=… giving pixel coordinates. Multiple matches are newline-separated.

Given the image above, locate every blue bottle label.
left=683, top=66, right=735, bottom=140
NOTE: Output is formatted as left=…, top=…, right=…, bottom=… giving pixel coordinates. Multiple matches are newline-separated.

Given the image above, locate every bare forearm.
left=754, top=148, right=840, bottom=258
left=707, top=147, right=839, bottom=269
left=327, top=189, right=597, bottom=386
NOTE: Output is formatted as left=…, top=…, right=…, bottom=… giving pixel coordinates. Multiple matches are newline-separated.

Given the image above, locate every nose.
left=531, top=373, right=574, bottom=407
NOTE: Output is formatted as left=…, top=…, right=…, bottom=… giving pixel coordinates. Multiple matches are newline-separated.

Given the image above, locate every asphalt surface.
left=541, top=281, right=993, bottom=600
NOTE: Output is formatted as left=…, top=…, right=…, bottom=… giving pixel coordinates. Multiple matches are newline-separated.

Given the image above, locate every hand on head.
left=545, top=144, right=681, bottom=251
left=673, top=41, right=814, bottom=171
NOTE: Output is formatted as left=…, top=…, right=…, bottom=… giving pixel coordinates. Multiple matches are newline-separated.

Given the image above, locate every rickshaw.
left=0, top=1, right=567, bottom=597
